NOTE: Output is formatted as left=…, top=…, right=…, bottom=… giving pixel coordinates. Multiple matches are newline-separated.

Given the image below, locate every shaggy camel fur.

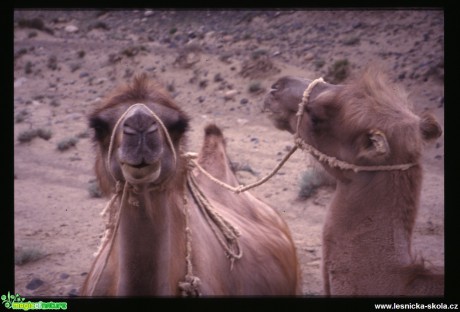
left=263, top=67, right=443, bottom=296
left=80, top=74, right=300, bottom=296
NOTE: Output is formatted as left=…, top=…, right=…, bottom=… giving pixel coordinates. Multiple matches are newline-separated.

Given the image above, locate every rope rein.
left=185, top=157, right=243, bottom=263
left=95, top=103, right=242, bottom=297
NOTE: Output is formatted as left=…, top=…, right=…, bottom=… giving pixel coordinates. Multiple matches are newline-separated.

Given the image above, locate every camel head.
left=89, top=74, right=190, bottom=195
left=263, top=68, right=442, bottom=180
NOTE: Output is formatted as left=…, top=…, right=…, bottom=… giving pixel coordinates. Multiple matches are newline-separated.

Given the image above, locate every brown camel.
left=263, top=67, right=443, bottom=296
left=80, top=74, right=300, bottom=296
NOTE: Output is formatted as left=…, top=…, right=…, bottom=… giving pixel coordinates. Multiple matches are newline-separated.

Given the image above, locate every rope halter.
left=292, top=78, right=417, bottom=172
left=106, top=103, right=177, bottom=183
left=96, top=103, right=242, bottom=297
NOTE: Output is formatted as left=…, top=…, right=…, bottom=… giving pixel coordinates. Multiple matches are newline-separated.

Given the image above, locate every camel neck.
left=116, top=184, right=187, bottom=295
left=330, top=167, right=422, bottom=261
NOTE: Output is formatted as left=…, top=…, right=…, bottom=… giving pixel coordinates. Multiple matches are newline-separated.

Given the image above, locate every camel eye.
left=89, top=115, right=110, bottom=142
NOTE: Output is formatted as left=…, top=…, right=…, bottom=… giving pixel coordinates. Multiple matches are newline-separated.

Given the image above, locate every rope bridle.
left=94, top=103, right=241, bottom=297
left=291, top=77, right=416, bottom=172
left=185, top=77, right=416, bottom=196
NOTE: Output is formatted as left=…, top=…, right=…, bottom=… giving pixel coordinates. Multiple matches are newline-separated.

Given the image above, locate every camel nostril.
left=123, top=125, right=137, bottom=135
left=146, top=122, right=158, bottom=134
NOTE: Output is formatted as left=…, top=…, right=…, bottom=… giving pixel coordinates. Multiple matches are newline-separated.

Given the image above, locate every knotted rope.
left=185, top=154, right=242, bottom=264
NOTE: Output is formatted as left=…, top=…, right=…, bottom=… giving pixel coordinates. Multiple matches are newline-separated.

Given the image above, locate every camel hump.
left=204, top=123, right=224, bottom=137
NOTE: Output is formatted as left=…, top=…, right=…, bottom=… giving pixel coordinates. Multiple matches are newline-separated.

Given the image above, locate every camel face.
left=89, top=75, right=189, bottom=193
left=118, top=105, right=168, bottom=185
left=264, top=70, right=442, bottom=178
left=263, top=76, right=312, bottom=134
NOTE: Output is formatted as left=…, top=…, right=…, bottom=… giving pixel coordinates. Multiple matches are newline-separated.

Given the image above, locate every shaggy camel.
left=263, top=67, right=443, bottom=296
left=80, top=74, right=300, bottom=296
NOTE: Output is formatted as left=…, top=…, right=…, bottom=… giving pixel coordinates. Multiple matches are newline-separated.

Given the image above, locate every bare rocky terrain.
left=13, top=10, right=444, bottom=297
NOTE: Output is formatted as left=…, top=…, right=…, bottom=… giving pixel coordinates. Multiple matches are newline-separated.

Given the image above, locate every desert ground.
left=13, top=10, right=444, bottom=297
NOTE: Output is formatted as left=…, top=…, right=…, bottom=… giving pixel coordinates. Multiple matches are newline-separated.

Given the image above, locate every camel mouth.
left=131, top=162, right=150, bottom=169
left=121, top=161, right=162, bottom=184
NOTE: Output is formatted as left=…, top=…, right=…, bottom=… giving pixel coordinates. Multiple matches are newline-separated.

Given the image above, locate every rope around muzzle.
left=293, top=77, right=416, bottom=172
left=106, top=103, right=177, bottom=181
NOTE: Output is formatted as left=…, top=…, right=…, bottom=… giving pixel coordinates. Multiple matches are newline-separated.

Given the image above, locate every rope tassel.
left=178, top=275, right=202, bottom=297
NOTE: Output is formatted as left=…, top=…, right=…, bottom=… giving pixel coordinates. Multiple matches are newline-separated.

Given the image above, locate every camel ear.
left=420, top=113, right=442, bottom=142
left=357, top=129, right=390, bottom=162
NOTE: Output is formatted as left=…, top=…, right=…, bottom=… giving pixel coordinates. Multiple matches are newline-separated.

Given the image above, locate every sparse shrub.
left=57, top=137, right=78, bottom=151
left=47, top=55, right=58, bottom=70
left=299, top=170, right=323, bottom=199
left=24, top=61, right=34, bottom=74
left=169, top=27, right=177, bottom=35
left=17, top=127, right=52, bottom=142
left=248, top=81, right=263, bottom=93
left=28, top=31, right=38, bottom=38
left=219, top=52, right=232, bottom=64
left=108, top=46, right=147, bottom=62
left=122, top=46, right=140, bottom=58
left=77, top=50, right=86, bottom=58
left=240, top=53, right=280, bottom=79
left=50, top=99, right=60, bottom=107
left=214, top=73, right=224, bottom=82
left=15, top=48, right=28, bottom=60
left=242, top=32, right=251, bottom=40
left=167, top=81, right=175, bottom=93
left=325, top=59, right=350, bottom=84
left=77, top=130, right=90, bottom=139
left=70, top=63, right=81, bottom=73
left=108, top=53, right=122, bottom=64
left=313, top=58, right=325, bottom=69
left=89, top=21, right=109, bottom=31
left=88, top=179, right=103, bottom=198
left=17, top=18, right=53, bottom=35
left=17, top=18, right=45, bottom=31
left=230, top=161, right=257, bottom=176
left=36, top=128, right=52, bottom=140
left=17, top=129, right=38, bottom=143
left=199, top=79, right=208, bottom=89
left=251, top=49, right=268, bottom=60
left=343, top=36, right=360, bottom=46
left=298, top=168, right=335, bottom=199
left=15, top=110, right=28, bottom=123
left=15, top=246, right=46, bottom=265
